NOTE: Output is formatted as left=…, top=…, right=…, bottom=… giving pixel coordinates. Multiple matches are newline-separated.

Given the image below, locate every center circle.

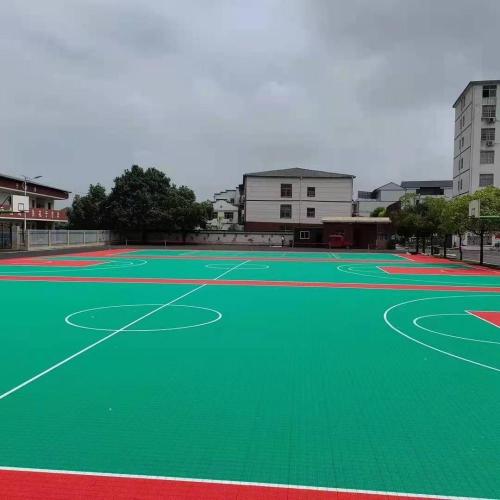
left=205, top=263, right=270, bottom=270
left=65, top=303, right=222, bottom=333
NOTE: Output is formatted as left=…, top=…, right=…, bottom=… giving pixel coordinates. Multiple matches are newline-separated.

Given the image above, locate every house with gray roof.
left=355, top=180, right=453, bottom=216
left=243, top=167, right=354, bottom=238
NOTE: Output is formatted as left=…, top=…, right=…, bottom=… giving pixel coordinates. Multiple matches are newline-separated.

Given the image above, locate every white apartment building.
left=453, top=80, right=499, bottom=196
left=208, top=188, right=241, bottom=230
left=243, top=167, right=354, bottom=231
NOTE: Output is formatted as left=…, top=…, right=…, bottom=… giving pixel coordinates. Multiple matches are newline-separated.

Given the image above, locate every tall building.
left=453, top=80, right=499, bottom=197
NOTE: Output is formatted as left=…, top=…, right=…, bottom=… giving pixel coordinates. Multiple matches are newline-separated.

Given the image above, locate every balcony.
left=0, top=207, right=68, bottom=222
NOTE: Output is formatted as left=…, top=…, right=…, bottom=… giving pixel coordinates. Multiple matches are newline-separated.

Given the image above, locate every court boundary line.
left=383, top=295, right=500, bottom=373
left=467, top=310, right=500, bottom=329
left=0, top=466, right=494, bottom=500
left=0, top=258, right=148, bottom=276
left=337, top=264, right=498, bottom=287
left=108, top=254, right=409, bottom=263
left=0, top=260, right=250, bottom=402
left=1, top=274, right=500, bottom=292
left=412, top=314, right=500, bottom=345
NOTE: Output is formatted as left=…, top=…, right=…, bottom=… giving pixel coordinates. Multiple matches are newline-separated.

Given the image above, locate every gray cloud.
left=0, top=0, right=499, bottom=203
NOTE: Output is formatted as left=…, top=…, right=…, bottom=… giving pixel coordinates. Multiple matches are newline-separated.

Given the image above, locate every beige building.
left=243, top=167, right=354, bottom=231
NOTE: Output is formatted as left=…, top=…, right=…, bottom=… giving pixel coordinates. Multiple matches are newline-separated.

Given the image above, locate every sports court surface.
left=0, top=248, right=499, bottom=499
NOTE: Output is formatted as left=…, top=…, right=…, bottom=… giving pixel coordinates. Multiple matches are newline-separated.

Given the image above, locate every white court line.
left=466, top=310, right=500, bottom=329
left=0, top=466, right=494, bottom=500
left=383, top=295, right=500, bottom=374
left=0, top=259, right=148, bottom=276
left=0, top=260, right=250, bottom=402
left=413, top=314, right=500, bottom=345
left=336, top=264, right=499, bottom=288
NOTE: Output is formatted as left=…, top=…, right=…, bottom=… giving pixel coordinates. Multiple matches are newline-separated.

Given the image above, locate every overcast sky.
left=1, top=0, right=499, bottom=203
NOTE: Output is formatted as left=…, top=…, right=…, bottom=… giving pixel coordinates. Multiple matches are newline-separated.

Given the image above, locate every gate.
left=0, top=223, right=12, bottom=249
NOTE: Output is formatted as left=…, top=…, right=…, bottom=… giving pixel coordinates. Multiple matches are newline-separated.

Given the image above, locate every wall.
left=117, top=231, right=295, bottom=246
left=245, top=176, right=353, bottom=224
left=322, top=222, right=393, bottom=249
left=245, top=200, right=352, bottom=224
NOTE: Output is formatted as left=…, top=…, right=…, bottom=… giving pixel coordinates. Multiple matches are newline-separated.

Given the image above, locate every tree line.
left=389, top=186, right=500, bottom=264
left=68, top=165, right=213, bottom=239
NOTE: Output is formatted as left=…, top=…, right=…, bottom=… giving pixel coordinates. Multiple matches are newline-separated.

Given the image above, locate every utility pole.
left=21, top=175, right=42, bottom=232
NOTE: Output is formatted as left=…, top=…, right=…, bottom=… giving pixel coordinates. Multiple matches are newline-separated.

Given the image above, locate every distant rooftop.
left=400, top=180, right=453, bottom=189
left=0, top=171, right=71, bottom=194
left=453, top=80, right=500, bottom=108
left=244, top=167, right=354, bottom=179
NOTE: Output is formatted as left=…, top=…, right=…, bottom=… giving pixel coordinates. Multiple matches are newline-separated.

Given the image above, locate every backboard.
left=11, top=195, right=30, bottom=213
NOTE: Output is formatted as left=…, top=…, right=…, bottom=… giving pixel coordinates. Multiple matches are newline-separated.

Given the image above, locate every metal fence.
left=24, top=230, right=111, bottom=250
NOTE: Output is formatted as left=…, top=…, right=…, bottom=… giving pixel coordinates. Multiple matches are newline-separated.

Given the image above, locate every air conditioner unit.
left=486, top=140, right=494, bottom=147
left=487, top=117, right=496, bottom=123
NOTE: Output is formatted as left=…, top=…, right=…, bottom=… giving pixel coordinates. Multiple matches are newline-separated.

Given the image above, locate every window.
left=458, top=157, right=464, bottom=170
left=417, top=187, right=444, bottom=196
left=479, top=174, right=494, bottom=187
left=482, top=105, right=496, bottom=118
left=307, top=186, right=315, bottom=197
left=299, top=231, right=310, bottom=240
left=280, top=204, right=292, bottom=219
left=281, top=183, right=292, bottom=197
left=307, top=207, right=315, bottom=218
left=480, top=150, right=495, bottom=164
left=459, top=178, right=463, bottom=191
left=481, top=128, right=496, bottom=142
left=460, top=136, right=465, bottom=148
left=482, top=85, right=497, bottom=98
left=224, top=212, right=234, bottom=220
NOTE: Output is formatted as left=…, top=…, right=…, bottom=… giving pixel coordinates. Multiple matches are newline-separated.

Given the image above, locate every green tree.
left=106, top=165, right=174, bottom=237
left=390, top=194, right=429, bottom=252
left=169, top=186, right=214, bottom=240
left=370, top=206, right=387, bottom=217
left=68, top=184, right=107, bottom=229
left=105, top=165, right=213, bottom=241
left=466, top=186, right=500, bottom=264
left=445, top=195, right=471, bottom=260
left=422, top=197, right=449, bottom=255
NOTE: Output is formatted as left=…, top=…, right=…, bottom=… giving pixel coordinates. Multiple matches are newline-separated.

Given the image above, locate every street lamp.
left=21, top=175, right=42, bottom=231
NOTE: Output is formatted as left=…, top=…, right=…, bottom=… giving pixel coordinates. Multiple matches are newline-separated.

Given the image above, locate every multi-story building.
left=356, top=180, right=452, bottom=216
left=0, top=173, right=69, bottom=247
left=207, top=187, right=242, bottom=230
left=243, top=167, right=354, bottom=233
left=356, top=182, right=405, bottom=216
left=400, top=180, right=453, bottom=198
left=453, top=80, right=499, bottom=197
